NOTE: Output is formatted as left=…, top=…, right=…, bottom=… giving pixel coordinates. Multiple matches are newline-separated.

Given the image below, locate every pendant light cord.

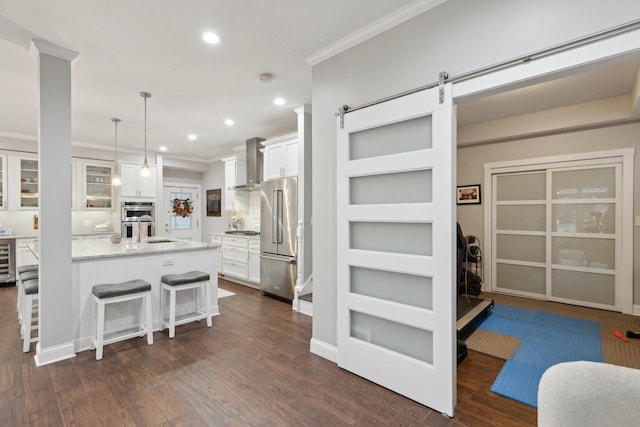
left=143, top=94, right=147, bottom=163
left=140, top=91, right=151, bottom=166
left=114, top=119, right=118, bottom=163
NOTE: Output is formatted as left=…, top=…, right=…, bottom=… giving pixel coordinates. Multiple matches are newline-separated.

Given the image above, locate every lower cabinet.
left=216, top=234, right=260, bottom=286
left=248, top=239, right=260, bottom=284
left=16, top=239, right=38, bottom=268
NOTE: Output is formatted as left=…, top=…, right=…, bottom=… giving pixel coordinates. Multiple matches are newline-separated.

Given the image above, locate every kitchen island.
left=28, top=237, right=219, bottom=354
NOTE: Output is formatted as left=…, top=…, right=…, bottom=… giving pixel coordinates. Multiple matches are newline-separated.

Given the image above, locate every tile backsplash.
left=0, top=210, right=115, bottom=235
left=226, top=190, right=261, bottom=231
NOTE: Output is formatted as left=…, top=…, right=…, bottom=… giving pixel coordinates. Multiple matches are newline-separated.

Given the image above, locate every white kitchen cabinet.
left=222, top=236, right=248, bottom=280
left=223, top=157, right=246, bottom=211
left=248, top=239, right=260, bottom=284
left=0, top=155, right=6, bottom=209
left=210, top=234, right=223, bottom=273
left=16, top=239, right=38, bottom=268
left=220, top=235, right=260, bottom=287
left=263, top=138, right=298, bottom=180
left=83, top=161, right=114, bottom=209
left=15, top=156, right=39, bottom=209
left=120, top=163, right=156, bottom=198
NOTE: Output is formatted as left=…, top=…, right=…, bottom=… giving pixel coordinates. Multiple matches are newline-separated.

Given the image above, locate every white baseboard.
left=310, top=338, right=338, bottom=363
left=633, top=304, right=640, bottom=316
left=34, top=342, right=76, bottom=367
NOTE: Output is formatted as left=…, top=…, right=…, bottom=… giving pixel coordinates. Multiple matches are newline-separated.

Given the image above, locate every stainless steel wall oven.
left=121, top=201, right=155, bottom=239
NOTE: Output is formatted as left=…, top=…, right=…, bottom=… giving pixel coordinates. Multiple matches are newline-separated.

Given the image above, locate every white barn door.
left=336, top=84, right=456, bottom=416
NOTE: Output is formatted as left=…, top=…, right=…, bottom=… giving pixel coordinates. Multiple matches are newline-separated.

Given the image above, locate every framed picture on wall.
left=456, top=184, right=481, bottom=205
left=206, top=189, right=222, bottom=216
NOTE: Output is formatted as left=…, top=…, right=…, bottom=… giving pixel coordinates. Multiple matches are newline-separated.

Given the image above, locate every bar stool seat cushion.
left=17, top=264, right=38, bottom=275
left=161, top=271, right=210, bottom=286
left=92, top=279, right=151, bottom=299
left=23, top=279, right=39, bottom=295
left=19, top=271, right=39, bottom=282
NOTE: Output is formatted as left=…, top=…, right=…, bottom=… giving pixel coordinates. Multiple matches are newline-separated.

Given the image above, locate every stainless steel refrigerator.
left=260, top=177, right=297, bottom=300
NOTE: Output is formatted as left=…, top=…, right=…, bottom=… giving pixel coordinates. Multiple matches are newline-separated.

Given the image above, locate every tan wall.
left=457, top=122, right=640, bottom=304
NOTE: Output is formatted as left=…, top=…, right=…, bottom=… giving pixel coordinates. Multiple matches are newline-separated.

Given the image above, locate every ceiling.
left=457, top=57, right=640, bottom=126
left=1, top=1, right=638, bottom=165
left=0, top=0, right=413, bottom=162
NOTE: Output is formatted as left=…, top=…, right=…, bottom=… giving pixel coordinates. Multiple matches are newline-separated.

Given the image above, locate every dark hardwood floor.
left=0, top=280, right=536, bottom=426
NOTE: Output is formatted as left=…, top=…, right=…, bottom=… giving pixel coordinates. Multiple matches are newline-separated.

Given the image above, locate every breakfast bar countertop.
left=28, top=237, right=220, bottom=261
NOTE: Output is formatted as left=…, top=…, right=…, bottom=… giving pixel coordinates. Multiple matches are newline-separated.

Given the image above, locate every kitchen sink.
left=145, top=238, right=175, bottom=243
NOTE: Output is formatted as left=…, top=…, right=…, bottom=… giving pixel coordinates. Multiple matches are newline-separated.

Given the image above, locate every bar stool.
left=18, top=271, right=39, bottom=325
left=160, top=271, right=212, bottom=338
left=91, top=279, right=153, bottom=360
left=16, top=265, right=38, bottom=317
left=21, top=278, right=39, bottom=353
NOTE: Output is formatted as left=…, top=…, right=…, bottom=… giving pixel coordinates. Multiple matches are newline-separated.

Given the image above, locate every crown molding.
left=31, top=39, right=78, bottom=62
left=306, top=0, right=447, bottom=66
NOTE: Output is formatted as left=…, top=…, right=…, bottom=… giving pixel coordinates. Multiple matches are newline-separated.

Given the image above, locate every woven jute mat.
left=465, top=329, right=521, bottom=360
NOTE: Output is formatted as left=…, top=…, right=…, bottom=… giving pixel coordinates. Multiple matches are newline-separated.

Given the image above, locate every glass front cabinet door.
left=0, top=155, right=6, bottom=209
left=20, top=158, right=39, bottom=209
left=84, top=163, right=113, bottom=209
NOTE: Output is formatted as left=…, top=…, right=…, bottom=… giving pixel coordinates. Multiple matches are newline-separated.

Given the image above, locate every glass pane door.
left=494, top=171, right=546, bottom=296
left=163, top=186, right=200, bottom=241
left=20, top=159, right=38, bottom=208
left=85, top=164, right=113, bottom=208
left=337, top=85, right=455, bottom=416
left=0, top=156, right=5, bottom=208
left=550, top=166, right=618, bottom=308
left=492, top=164, right=621, bottom=311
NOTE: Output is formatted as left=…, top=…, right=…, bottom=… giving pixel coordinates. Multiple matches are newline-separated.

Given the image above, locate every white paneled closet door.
left=336, top=84, right=456, bottom=416
left=492, top=162, right=621, bottom=311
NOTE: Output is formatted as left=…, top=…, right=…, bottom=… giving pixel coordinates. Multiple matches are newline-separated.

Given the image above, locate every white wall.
left=311, top=0, right=640, bottom=348
left=201, top=160, right=226, bottom=238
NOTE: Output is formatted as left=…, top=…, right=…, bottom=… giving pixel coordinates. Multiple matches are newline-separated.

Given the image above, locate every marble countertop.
left=28, top=237, right=220, bottom=261
left=211, top=232, right=260, bottom=239
left=0, top=232, right=115, bottom=240
left=0, top=234, right=39, bottom=240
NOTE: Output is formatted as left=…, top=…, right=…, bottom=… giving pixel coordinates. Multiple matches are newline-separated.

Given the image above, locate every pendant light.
left=140, top=91, right=152, bottom=177
left=110, top=117, right=122, bottom=186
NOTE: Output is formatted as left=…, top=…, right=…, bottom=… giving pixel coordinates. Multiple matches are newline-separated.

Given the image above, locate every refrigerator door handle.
left=259, top=253, right=297, bottom=264
left=271, top=189, right=277, bottom=244
left=277, top=190, right=284, bottom=244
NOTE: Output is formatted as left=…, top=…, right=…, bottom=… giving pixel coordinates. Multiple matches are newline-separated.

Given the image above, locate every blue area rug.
left=476, top=304, right=602, bottom=407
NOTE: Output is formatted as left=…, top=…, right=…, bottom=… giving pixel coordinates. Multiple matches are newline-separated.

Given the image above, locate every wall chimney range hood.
left=232, top=137, right=264, bottom=191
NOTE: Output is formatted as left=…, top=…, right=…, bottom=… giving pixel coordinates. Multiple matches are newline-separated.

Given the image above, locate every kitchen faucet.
left=136, top=217, right=142, bottom=243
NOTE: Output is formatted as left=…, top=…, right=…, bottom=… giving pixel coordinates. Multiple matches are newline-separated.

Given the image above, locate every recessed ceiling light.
left=274, top=97, right=285, bottom=105
left=159, top=146, right=167, bottom=152
left=224, top=119, right=234, bottom=126
left=188, top=134, right=197, bottom=141
left=202, top=32, right=220, bottom=44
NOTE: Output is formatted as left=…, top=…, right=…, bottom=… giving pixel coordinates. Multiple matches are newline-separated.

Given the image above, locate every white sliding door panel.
left=490, top=162, right=624, bottom=311
left=548, top=165, right=620, bottom=310
left=337, top=84, right=455, bottom=416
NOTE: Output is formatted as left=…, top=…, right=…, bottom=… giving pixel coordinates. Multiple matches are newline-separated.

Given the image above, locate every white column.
left=294, top=105, right=312, bottom=287
left=32, top=39, right=78, bottom=366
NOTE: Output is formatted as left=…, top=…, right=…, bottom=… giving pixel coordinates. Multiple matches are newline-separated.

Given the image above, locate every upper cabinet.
left=120, top=163, right=156, bottom=199
left=263, top=136, right=298, bottom=180
left=83, top=161, right=114, bottom=209
left=18, top=156, right=39, bottom=209
left=0, top=155, right=6, bottom=209
left=223, top=157, right=246, bottom=211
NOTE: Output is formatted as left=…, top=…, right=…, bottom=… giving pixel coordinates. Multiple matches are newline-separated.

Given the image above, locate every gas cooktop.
left=225, top=230, right=260, bottom=236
